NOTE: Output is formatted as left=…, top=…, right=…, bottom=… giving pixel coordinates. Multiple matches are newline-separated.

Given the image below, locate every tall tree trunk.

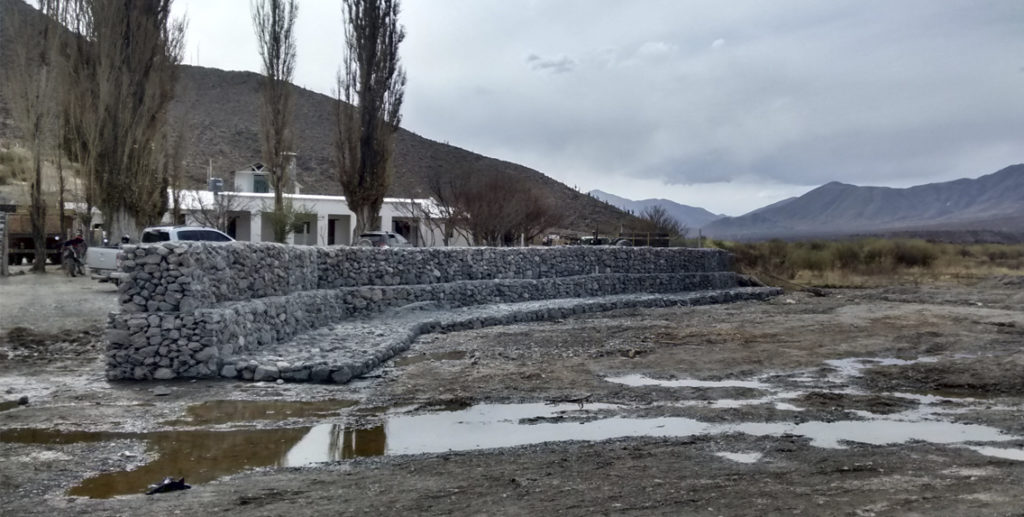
left=30, top=153, right=47, bottom=273
left=106, top=209, right=137, bottom=246
left=58, top=152, right=66, bottom=240
left=353, top=204, right=373, bottom=242
left=273, top=189, right=287, bottom=242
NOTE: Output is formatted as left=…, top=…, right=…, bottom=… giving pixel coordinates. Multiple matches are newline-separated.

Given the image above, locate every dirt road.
left=2, top=275, right=1024, bottom=515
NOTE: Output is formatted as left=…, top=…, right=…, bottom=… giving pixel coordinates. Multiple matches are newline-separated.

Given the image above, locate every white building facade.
left=176, top=189, right=462, bottom=246
left=88, top=164, right=469, bottom=246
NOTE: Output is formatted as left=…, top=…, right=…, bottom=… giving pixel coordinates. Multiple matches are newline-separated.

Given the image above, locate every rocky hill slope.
left=588, top=189, right=723, bottom=230
left=704, top=165, right=1024, bottom=241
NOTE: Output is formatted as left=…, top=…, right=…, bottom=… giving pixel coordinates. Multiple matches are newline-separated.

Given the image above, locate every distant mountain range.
left=703, top=165, right=1024, bottom=242
left=588, top=190, right=724, bottom=230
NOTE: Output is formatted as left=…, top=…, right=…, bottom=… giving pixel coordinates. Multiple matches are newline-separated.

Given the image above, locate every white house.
left=173, top=164, right=468, bottom=246
left=232, top=162, right=273, bottom=194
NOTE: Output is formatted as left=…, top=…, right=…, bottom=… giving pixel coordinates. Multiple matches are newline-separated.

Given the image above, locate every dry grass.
left=0, top=146, right=30, bottom=185
left=716, top=238, right=1024, bottom=288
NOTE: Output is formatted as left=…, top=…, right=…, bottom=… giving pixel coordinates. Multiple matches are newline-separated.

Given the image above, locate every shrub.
left=861, top=239, right=892, bottom=267
left=890, top=240, right=937, bottom=268
left=791, top=247, right=830, bottom=272
left=831, top=241, right=862, bottom=269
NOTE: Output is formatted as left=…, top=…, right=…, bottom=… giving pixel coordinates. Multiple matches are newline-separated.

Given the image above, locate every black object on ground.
left=146, top=477, right=191, bottom=495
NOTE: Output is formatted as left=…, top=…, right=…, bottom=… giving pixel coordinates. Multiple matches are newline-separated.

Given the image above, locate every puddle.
left=0, top=428, right=123, bottom=444
left=715, top=452, right=763, bottom=464
left=163, top=399, right=358, bottom=426
left=701, top=392, right=803, bottom=410
left=0, top=425, right=385, bottom=498
left=393, top=351, right=467, bottom=367
left=732, top=419, right=1013, bottom=449
left=774, top=402, right=803, bottom=411
left=5, top=354, right=1018, bottom=498
left=966, top=445, right=1024, bottom=461
left=606, top=374, right=769, bottom=390
left=2, top=400, right=1019, bottom=498
left=823, top=357, right=940, bottom=380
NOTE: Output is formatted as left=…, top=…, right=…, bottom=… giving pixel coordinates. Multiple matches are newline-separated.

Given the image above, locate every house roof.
left=237, top=162, right=268, bottom=174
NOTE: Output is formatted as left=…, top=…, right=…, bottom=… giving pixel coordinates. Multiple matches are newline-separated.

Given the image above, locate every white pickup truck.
left=86, top=226, right=233, bottom=283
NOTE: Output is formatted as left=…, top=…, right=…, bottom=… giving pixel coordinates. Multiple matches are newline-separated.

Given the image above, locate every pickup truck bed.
left=83, top=226, right=233, bottom=283
left=85, top=246, right=124, bottom=283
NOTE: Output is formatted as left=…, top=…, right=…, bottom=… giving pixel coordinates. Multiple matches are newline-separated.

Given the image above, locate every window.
left=253, top=174, right=269, bottom=193
left=178, top=230, right=232, bottom=242
left=141, top=230, right=170, bottom=243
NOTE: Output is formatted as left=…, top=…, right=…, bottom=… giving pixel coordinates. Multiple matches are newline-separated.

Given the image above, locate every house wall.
left=168, top=189, right=467, bottom=248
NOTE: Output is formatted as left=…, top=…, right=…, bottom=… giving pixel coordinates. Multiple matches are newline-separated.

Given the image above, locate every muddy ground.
left=2, top=269, right=1024, bottom=515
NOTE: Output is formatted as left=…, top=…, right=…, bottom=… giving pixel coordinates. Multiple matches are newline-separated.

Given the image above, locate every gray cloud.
left=526, top=54, right=576, bottom=74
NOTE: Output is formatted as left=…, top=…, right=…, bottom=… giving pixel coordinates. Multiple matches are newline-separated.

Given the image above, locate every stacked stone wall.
left=106, top=242, right=747, bottom=380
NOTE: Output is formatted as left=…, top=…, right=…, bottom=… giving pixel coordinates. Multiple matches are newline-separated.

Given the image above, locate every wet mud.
left=3, top=282, right=1024, bottom=515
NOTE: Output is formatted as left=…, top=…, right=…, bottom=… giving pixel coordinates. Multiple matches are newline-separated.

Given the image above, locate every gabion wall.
left=106, top=243, right=742, bottom=380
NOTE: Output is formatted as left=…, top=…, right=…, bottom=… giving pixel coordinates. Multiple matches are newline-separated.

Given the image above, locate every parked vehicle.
left=140, top=226, right=233, bottom=243
left=6, top=212, right=73, bottom=266
left=355, top=231, right=411, bottom=248
left=86, top=226, right=234, bottom=283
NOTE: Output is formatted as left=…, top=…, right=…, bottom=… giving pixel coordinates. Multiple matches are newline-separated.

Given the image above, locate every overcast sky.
left=174, top=0, right=1024, bottom=215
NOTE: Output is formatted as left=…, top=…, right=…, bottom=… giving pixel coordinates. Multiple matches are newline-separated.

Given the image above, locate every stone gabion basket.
left=106, top=243, right=749, bottom=381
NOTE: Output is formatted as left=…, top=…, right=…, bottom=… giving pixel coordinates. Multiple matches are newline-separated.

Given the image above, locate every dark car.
left=355, top=231, right=411, bottom=248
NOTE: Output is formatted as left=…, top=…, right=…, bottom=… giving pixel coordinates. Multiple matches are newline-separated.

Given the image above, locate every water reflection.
left=163, top=399, right=359, bottom=427
left=606, top=374, right=769, bottom=390
left=0, top=424, right=386, bottom=499
left=286, top=424, right=386, bottom=465
left=3, top=399, right=1021, bottom=499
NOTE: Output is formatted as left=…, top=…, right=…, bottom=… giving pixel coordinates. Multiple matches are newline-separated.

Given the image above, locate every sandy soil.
left=2, top=274, right=1024, bottom=515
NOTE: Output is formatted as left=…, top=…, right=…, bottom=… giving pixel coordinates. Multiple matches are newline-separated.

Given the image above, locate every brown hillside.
left=172, top=66, right=634, bottom=233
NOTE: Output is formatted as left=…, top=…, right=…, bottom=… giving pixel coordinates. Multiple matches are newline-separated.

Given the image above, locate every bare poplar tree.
left=158, top=111, right=191, bottom=226
left=335, top=0, right=406, bottom=240
left=82, top=0, right=185, bottom=239
left=1, top=0, right=64, bottom=272
left=189, top=192, right=248, bottom=233
left=251, top=0, right=298, bottom=243
left=59, top=0, right=99, bottom=242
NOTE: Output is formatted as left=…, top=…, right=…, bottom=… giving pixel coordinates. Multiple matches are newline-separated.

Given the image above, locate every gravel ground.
left=0, top=265, right=118, bottom=335
left=2, top=274, right=1024, bottom=515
